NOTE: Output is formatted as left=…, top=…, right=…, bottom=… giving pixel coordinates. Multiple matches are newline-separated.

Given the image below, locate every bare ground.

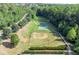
left=32, top=32, right=48, bottom=39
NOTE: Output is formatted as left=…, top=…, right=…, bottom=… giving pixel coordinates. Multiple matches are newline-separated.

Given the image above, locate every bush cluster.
left=11, top=34, right=19, bottom=46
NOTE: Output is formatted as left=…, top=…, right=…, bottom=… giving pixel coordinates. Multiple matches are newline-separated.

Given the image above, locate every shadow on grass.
left=2, top=42, right=14, bottom=48
left=47, top=23, right=61, bottom=37
left=20, top=50, right=65, bottom=55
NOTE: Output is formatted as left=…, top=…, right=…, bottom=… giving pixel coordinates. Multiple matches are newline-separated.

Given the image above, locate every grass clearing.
left=29, top=30, right=66, bottom=50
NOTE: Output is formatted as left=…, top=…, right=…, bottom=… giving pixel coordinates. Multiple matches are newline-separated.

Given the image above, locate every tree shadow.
left=47, top=22, right=61, bottom=37
left=39, top=21, right=61, bottom=38
left=2, top=42, right=14, bottom=48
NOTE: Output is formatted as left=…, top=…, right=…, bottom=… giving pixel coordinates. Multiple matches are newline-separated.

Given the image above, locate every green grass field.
left=29, top=24, right=66, bottom=50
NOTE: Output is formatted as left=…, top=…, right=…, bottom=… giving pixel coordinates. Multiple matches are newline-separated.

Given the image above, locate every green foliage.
left=11, top=24, right=20, bottom=32
left=0, top=4, right=27, bottom=30
left=62, top=26, right=71, bottom=36
left=74, top=38, right=79, bottom=54
left=75, top=39, right=79, bottom=47
left=74, top=47, right=79, bottom=53
left=2, top=27, right=12, bottom=38
left=74, top=38, right=79, bottom=53
left=73, top=24, right=78, bottom=31
left=66, top=28, right=77, bottom=41
left=58, top=21, right=67, bottom=32
left=18, top=18, right=29, bottom=28
left=0, top=37, right=2, bottom=45
left=26, top=20, right=39, bottom=37
left=11, top=34, right=19, bottom=46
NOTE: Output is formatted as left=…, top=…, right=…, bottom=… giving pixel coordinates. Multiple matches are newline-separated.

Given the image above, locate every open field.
left=29, top=31, right=66, bottom=50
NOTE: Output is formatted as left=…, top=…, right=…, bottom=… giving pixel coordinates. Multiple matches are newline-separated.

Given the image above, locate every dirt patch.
left=31, top=32, right=48, bottom=39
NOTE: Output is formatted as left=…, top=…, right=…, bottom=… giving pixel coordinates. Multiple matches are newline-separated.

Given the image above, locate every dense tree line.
left=0, top=4, right=31, bottom=46
left=0, top=4, right=29, bottom=30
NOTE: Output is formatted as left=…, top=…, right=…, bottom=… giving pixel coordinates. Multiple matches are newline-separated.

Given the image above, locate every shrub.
left=29, top=45, right=66, bottom=50
left=2, top=27, right=12, bottom=38
left=74, top=47, right=79, bottom=53
left=18, top=19, right=29, bottom=28
left=11, top=24, right=20, bottom=32
left=73, top=39, right=79, bottom=54
left=66, top=28, right=77, bottom=42
left=62, top=26, right=71, bottom=36
left=11, top=34, right=19, bottom=46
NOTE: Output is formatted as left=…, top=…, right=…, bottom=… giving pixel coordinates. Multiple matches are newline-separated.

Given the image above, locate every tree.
left=73, top=23, right=78, bottom=31
left=58, top=20, right=66, bottom=32
left=62, top=25, right=71, bottom=36
left=74, top=39, right=79, bottom=53
left=66, top=28, right=77, bottom=41
left=74, top=46, right=79, bottom=53
left=18, top=18, right=29, bottom=28
left=11, top=34, right=19, bottom=46
left=11, top=24, right=20, bottom=32
left=2, top=27, right=12, bottom=38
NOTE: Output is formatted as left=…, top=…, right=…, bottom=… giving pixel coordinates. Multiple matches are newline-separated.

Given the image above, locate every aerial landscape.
left=0, top=4, right=79, bottom=55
